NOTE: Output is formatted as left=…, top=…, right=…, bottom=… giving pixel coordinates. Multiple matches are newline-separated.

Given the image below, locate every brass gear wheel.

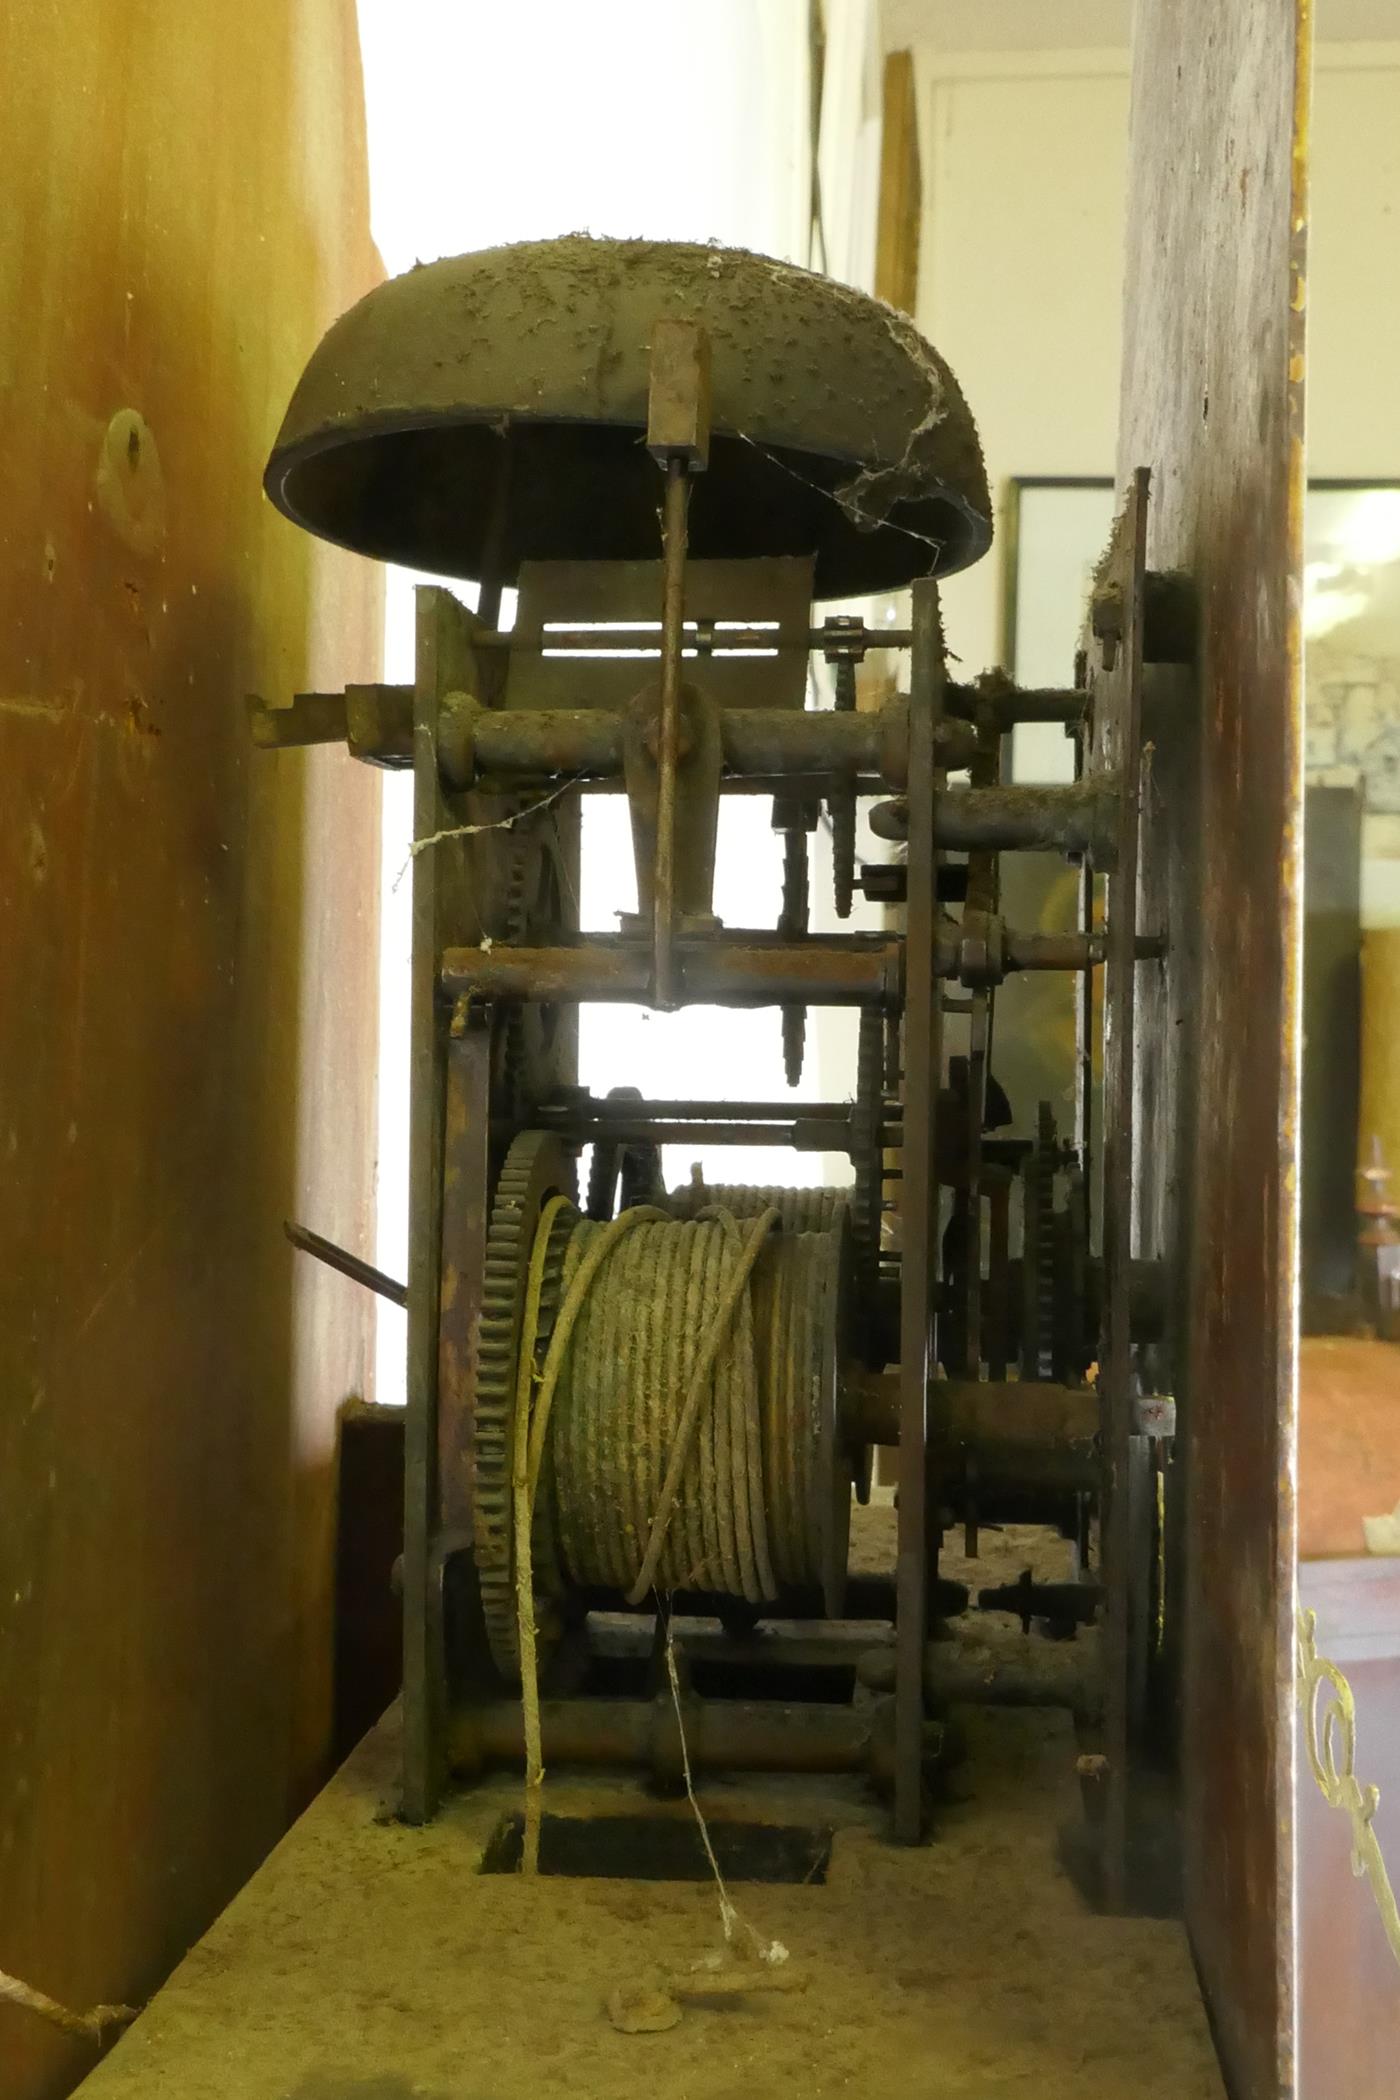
left=470, top=1129, right=578, bottom=1681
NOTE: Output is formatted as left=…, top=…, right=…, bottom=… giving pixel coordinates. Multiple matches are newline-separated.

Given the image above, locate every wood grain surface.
left=0, top=6, right=382, bottom=2095
left=1118, top=3, right=1309, bottom=2094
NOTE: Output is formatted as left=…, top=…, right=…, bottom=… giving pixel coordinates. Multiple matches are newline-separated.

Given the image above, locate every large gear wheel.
left=492, top=811, right=571, bottom=1119
left=470, top=1130, right=578, bottom=1681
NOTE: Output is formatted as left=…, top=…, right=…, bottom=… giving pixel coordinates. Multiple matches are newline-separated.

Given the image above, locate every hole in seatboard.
left=574, top=1651, right=857, bottom=1706
left=478, top=1812, right=832, bottom=1883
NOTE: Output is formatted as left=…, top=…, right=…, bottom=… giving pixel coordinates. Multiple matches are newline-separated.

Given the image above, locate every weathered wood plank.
left=0, top=6, right=381, bottom=2094
left=1118, top=4, right=1309, bottom=2094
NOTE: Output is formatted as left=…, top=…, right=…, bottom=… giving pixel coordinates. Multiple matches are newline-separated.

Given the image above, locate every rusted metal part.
left=254, top=679, right=975, bottom=783
left=646, top=317, right=712, bottom=471
left=1087, top=468, right=1150, bottom=1913
left=977, top=1572, right=1101, bottom=1633
left=248, top=682, right=414, bottom=764
left=623, top=679, right=723, bottom=937
left=480, top=619, right=845, bottom=657
left=868, top=779, right=1117, bottom=863
left=543, top=1116, right=855, bottom=1152
left=436, top=1011, right=493, bottom=1543
left=850, top=1372, right=1099, bottom=1456
left=440, top=934, right=903, bottom=1010
left=436, top=692, right=942, bottom=789
left=959, top=724, right=1002, bottom=1389
left=439, top=927, right=1149, bottom=1014
left=774, top=793, right=816, bottom=1086
left=465, top=633, right=1084, bottom=693
left=651, top=454, right=692, bottom=1008
left=539, top=1094, right=850, bottom=1126
left=506, top=556, right=814, bottom=712
left=265, top=237, right=991, bottom=598
left=828, top=649, right=859, bottom=919
left=935, top=925, right=1160, bottom=983
left=858, top=1643, right=1101, bottom=1724
left=446, top=1692, right=940, bottom=1789
left=248, top=687, right=359, bottom=748
left=249, top=672, right=1069, bottom=772
left=284, top=1220, right=407, bottom=1308
left=895, top=579, right=946, bottom=1843
left=947, top=681, right=1088, bottom=730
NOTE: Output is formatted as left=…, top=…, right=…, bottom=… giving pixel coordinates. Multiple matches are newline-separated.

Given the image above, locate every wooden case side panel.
left=1118, top=3, right=1309, bottom=2095
left=0, top=5, right=382, bottom=2095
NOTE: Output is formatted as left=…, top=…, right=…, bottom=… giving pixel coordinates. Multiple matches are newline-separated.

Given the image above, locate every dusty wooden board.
left=76, top=1701, right=1223, bottom=2100
left=1118, top=3, right=1308, bottom=2094
left=0, top=6, right=381, bottom=2095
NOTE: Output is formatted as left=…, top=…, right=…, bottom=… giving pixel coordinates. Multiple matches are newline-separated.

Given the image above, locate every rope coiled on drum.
left=520, top=1205, right=785, bottom=1612
left=511, top=1195, right=844, bottom=1870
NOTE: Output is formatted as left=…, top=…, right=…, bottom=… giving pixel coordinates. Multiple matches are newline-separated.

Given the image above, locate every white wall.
left=909, top=33, right=1400, bottom=818
left=357, top=0, right=883, bottom=1397
left=897, top=29, right=1400, bottom=1136
left=912, top=47, right=1129, bottom=779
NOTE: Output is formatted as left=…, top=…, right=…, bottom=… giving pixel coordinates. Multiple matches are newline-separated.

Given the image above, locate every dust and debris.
left=81, top=1508, right=1223, bottom=2100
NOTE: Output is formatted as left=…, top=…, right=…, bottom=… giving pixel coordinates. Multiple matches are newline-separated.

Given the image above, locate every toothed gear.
left=828, top=655, right=857, bottom=920
left=586, top=1086, right=666, bottom=1221
left=470, top=1130, right=578, bottom=1681
left=493, top=817, right=569, bottom=1118
left=850, top=1004, right=885, bottom=1365
left=1020, top=1101, right=1059, bottom=1383
left=778, top=823, right=810, bottom=1087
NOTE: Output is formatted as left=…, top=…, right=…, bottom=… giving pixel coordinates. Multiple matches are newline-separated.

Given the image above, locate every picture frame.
left=1005, top=475, right=1400, bottom=835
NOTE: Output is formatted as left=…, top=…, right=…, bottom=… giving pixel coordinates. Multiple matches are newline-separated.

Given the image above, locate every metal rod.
left=869, top=779, right=1117, bottom=861
left=952, top=684, right=1091, bottom=734
left=439, top=926, right=1148, bottom=1013
left=858, top=1644, right=1100, bottom=1724
left=476, top=623, right=867, bottom=654
left=540, top=1095, right=852, bottom=1124
left=284, top=1221, right=407, bottom=1308
left=652, top=458, right=689, bottom=1008
left=448, top=1693, right=937, bottom=1788
left=462, top=627, right=1086, bottom=719
left=532, top=1118, right=851, bottom=1151
left=440, top=934, right=902, bottom=1010
left=851, top=1373, right=1100, bottom=1457
left=449, top=700, right=927, bottom=787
